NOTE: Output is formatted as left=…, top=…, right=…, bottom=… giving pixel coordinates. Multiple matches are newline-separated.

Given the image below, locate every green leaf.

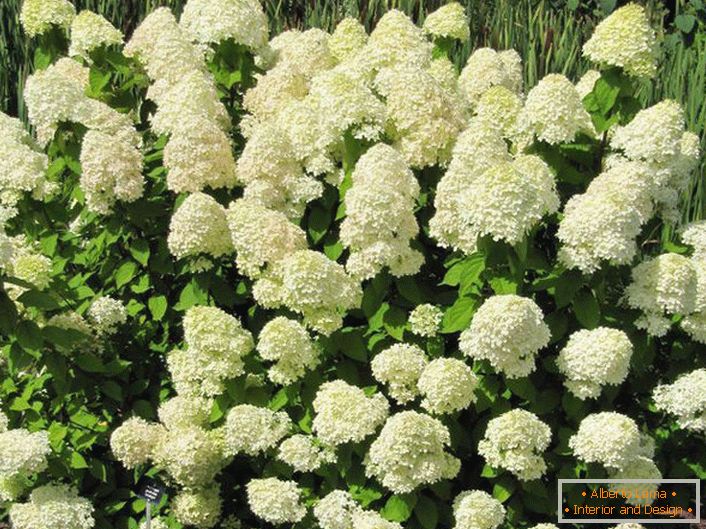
left=675, top=14, right=697, bottom=33
left=129, top=239, right=150, bottom=266
left=17, top=290, right=61, bottom=310
left=414, top=495, right=438, bottom=529
left=492, top=477, right=516, bottom=502
left=101, top=381, right=123, bottom=401
left=17, top=320, right=44, bottom=351
left=337, top=328, right=367, bottom=362
left=0, top=288, right=18, bottom=334
left=114, top=261, right=138, bottom=288
left=43, top=326, right=88, bottom=350
left=70, top=451, right=89, bottom=469
left=591, top=77, right=621, bottom=115
left=489, top=276, right=518, bottom=295
left=441, top=296, right=478, bottom=334
left=76, top=353, right=107, bottom=373
left=307, top=205, right=331, bottom=244
left=381, top=494, right=417, bottom=522
left=383, top=305, right=406, bottom=340
left=148, top=295, right=168, bottom=321
left=572, top=288, right=601, bottom=328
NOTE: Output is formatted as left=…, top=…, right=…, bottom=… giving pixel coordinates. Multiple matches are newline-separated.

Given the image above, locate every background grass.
left=1, top=0, right=704, bottom=222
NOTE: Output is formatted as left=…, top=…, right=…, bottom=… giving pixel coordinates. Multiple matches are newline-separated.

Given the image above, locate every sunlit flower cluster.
left=68, top=11, right=123, bottom=59
left=653, top=369, right=706, bottom=432
left=20, top=0, right=76, bottom=38
left=418, top=358, right=478, bottom=415
left=256, top=316, right=321, bottom=385
left=167, top=192, right=233, bottom=260
left=0, top=427, right=51, bottom=500
left=172, top=486, right=222, bottom=529
left=453, top=490, right=506, bottom=529
left=223, top=404, right=291, bottom=456
left=86, top=296, right=127, bottom=335
left=246, top=478, right=307, bottom=525
left=422, top=2, right=470, bottom=42
left=9, top=484, right=94, bottom=529
left=371, top=343, right=427, bottom=404
left=179, top=0, right=268, bottom=51
left=276, top=434, right=336, bottom=472
left=569, top=412, right=645, bottom=470
left=408, top=303, right=443, bottom=337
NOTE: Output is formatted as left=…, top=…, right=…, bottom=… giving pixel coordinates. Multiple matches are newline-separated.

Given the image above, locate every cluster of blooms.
left=339, top=143, right=423, bottom=280
left=556, top=327, right=633, bottom=399
left=452, top=490, right=506, bottom=529
left=365, top=410, right=460, bottom=493
left=86, top=296, right=127, bottom=335
left=20, top=0, right=75, bottom=38
left=608, top=455, right=662, bottom=506
left=0, top=416, right=51, bottom=501
left=312, top=380, right=389, bottom=445
left=179, top=0, right=269, bottom=51
left=418, top=358, right=478, bottom=415
left=459, top=295, right=551, bottom=378
left=653, top=368, right=706, bottom=432
left=9, top=484, right=94, bottom=529
left=171, top=486, right=222, bottom=529
left=276, top=434, right=336, bottom=472
left=246, top=478, right=307, bottom=524
left=167, top=192, right=233, bottom=260
left=256, top=316, right=321, bottom=385
left=167, top=306, right=254, bottom=396
left=422, top=2, right=470, bottom=42
left=314, top=490, right=402, bottom=529
left=478, top=409, right=551, bottom=480
left=371, top=343, right=427, bottom=403
left=68, top=10, right=123, bottom=60
left=3, top=236, right=53, bottom=291
left=222, top=404, right=291, bottom=457
left=408, top=303, right=443, bottom=337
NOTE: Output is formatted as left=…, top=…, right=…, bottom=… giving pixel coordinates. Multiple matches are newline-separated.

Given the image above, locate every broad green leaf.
left=441, top=296, right=478, bottom=334
left=492, top=477, right=516, bottom=502
left=383, top=305, right=406, bottom=340
left=381, top=494, right=417, bottom=522
left=148, top=295, right=168, bottom=320
left=129, top=239, right=150, bottom=266
left=17, top=320, right=44, bottom=351
left=414, top=495, right=438, bottom=529
left=114, top=261, right=137, bottom=288
left=573, top=288, right=600, bottom=328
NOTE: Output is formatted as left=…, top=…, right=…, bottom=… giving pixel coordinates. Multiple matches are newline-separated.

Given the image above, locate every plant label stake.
left=138, top=480, right=165, bottom=529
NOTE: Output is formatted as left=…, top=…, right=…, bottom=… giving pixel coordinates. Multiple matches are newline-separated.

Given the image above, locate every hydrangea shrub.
left=0, top=1, right=705, bottom=529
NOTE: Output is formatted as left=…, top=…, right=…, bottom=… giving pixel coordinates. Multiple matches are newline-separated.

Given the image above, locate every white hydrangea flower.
left=418, top=358, right=478, bottom=415
left=374, top=64, right=466, bottom=168
left=423, top=2, right=469, bottom=42
left=575, top=69, right=601, bottom=99
left=167, top=192, right=233, bottom=259
left=0, top=428, right=51, bottom=492
left=557, top=160, right=654, bottom=273
left=10, top=484, right=94, bottom=529
left=517, top=73, right=594, bottom=144
left=226, top=199, right=307, bottom=279
left=611, top=100, right=686, bottom=163
left=252, top=250, right=362, bottom=335
left=653, top=369, right=706, bottom=432
left=158, top=395, right=212, bottom=430
left=682, top=220, right=706, bottom=256
left=243, top=66, right=309, bottom=124
left=430, top=122, right=512, bottom=253
left=277, top=434, right=336, bottom=472
left=172, top=486, right=222, bottom=529
left=625, top=253, right=697, bottom=336
left=0, top=112, right=51, bottom=206
left=582, top=3, right=658, bottom=77
left=458, top=48, right=522, bottom=109
left=609, top=456, right=662, bottom=506
left=257, top=317, right=321, bottom=385
left=478, top=409, right=551, bottom=480
left=247, top=478, right=306, bottom=525
left=314, top=490, right=359, bottom=529
left=10, top=245, right=53, bottom=290
left=69, top=10, right=123, bottom=59
left=20, top=0, right=75, bottom=37
left=457, top=155, right=559, bottom=245
left=140, top=518, right=169, bottom=529
left=268, top=28, right=336, bottom=79
left=569, top=412, right=643, bottom=470
left=110, top=417, right=164, bottom=469
left=557, top=328, right=633, bottom=399
left=408, top=304, right=443, bottom=337
left=681, top=309, right=706, bottom=344
left=371, top=343, right=427, bottom=404
left=153, top=426, right=225, bottom=487
left=329, top=18, right=368, bottom=63
left=87, top=296, right=127, bottom=335
left=366, top=410, right=460, bottom=493
left=351, top=509, right=403, bottom=529
left=453, top=489, right=505, bottom=529
left=459, top=295, right=551, bottom=378
left=313, top=380, right=389, bottom=445
left=0, top=411, right=7, bottom=433
left=179, top=0, right=268, bottom=51
left=474, top=85, right=523, bottom=139
left=340, top=143, right=423, bottom=279
left=222, top=404, right=291, bottom=456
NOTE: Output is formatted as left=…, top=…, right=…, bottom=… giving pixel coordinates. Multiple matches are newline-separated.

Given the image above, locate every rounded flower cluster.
left=408, top=303, right=443, bottom=337
left=68, top=11, right=123, bottom=60
left=86, top=296, right=127, bottom=335
left=10, top=484, right=94, bottom=529
left=653, top=369, right=706, bottom=432
left=609, top=456, right=662, bottom=506
left=340, top=143, right=422, bottom=279
left=246, top=478, right=306, bottom=525
left=179, top=0, right=269, bottom=51
left=557, top=327, right=633, bottom=399
left=474, top=85, right=523, bottom=138
left=110, top=417, right=164, bottom=468
left=20, top=0, right=76, bottom=37
left=459, top=295, right=551, bottom=378
left=422, top=2, right=470, bottom=42
left=256, top=317, right=321, bottom=385
left=453, top=490, right=506, bottom=529
left=168, top=306, right=253, bottom=396
left=223, top=404, right=291, bottom=456
left=569, top=412, right=643, bottom=470
left=167, top=192, right=234, bottom=260
left=478, top=409, right=551, bottom=480
left=0, top=428, right=51, bottom=500
left=226, top=199, right=307, bottom=279
left=329, top=18, right=368, bottom=62
left=157, top=395, right=212, bottom=430
left=625, top=253, right=697, bottom=336
left=172, top=486, right=222, bottom=529
left=458, top=48, right=522, bottom=109
left=371, top=343, right=427, bottom=404
left=277, top=434, right=336, bottom=472
left=10, top=243, right=53, bottom=290
left=314, top=492, right=404, bottom=529
left=252, top=250, right=362, bottom=335
left=575, top=69, right=601, bottom=99
left=418, top=358, right=478, bottom=415
left=557, top=160, right=654, bottom=272
left=366, top=410, right=460, bottom=493
left=611, top=101, right=685, bottom=163
left=682, top=220, right=706, bottom=256
left=152, top=426, right=225, bottom=488
left=582, top=3, right=657, bottom=77
left=362, top=10, right=432, bottom=75
left=313, top=380, right=389, bottom=445
left=517, top=73, right=594, bottom=144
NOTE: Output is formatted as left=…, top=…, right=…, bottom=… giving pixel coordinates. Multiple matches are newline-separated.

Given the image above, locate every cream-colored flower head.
left=409, top=304, right=443, bottom=337
left=257, top=316, right=321, bottom=385
left=453, top=489, right=505, bottom=529
left=608, top=456, right=662, bottom=506
left=167, top=192, right=233, bottom=259
left=277, top=434, right=336, bottom=473
left=172, top=486, right=222, bottom=529
left=423, top=3, right=470, bottom=42
left=371, top=343, right=428, bottom=404
left=179, top=0, right=269, bottom=51
left=329, top=17, right=368, bottom=62
left=653, top=368, right=706, bottom=432
left=458, top=48, right=522, bottom=109
left=223, top=404, right=291, bottom=457
left=478, top=409, right=551, bottom=480
left=10, top=484, right=94, bottom=529
left=583, top=3, right=658, bottom=77
left=557, top=327, right=633, bottom=399
left=569, top=412, right=643, bottom=470
left=418, top=358, right=478, bottom=415
left=69, top=11, right=123, bottom=59
left=247, top=478, right=306, bottom=525
left=459, top=295, right=551, bottom=378
left=575, top=69, right=601, bottom=99
left=21, top=0, right=75, bottom=37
